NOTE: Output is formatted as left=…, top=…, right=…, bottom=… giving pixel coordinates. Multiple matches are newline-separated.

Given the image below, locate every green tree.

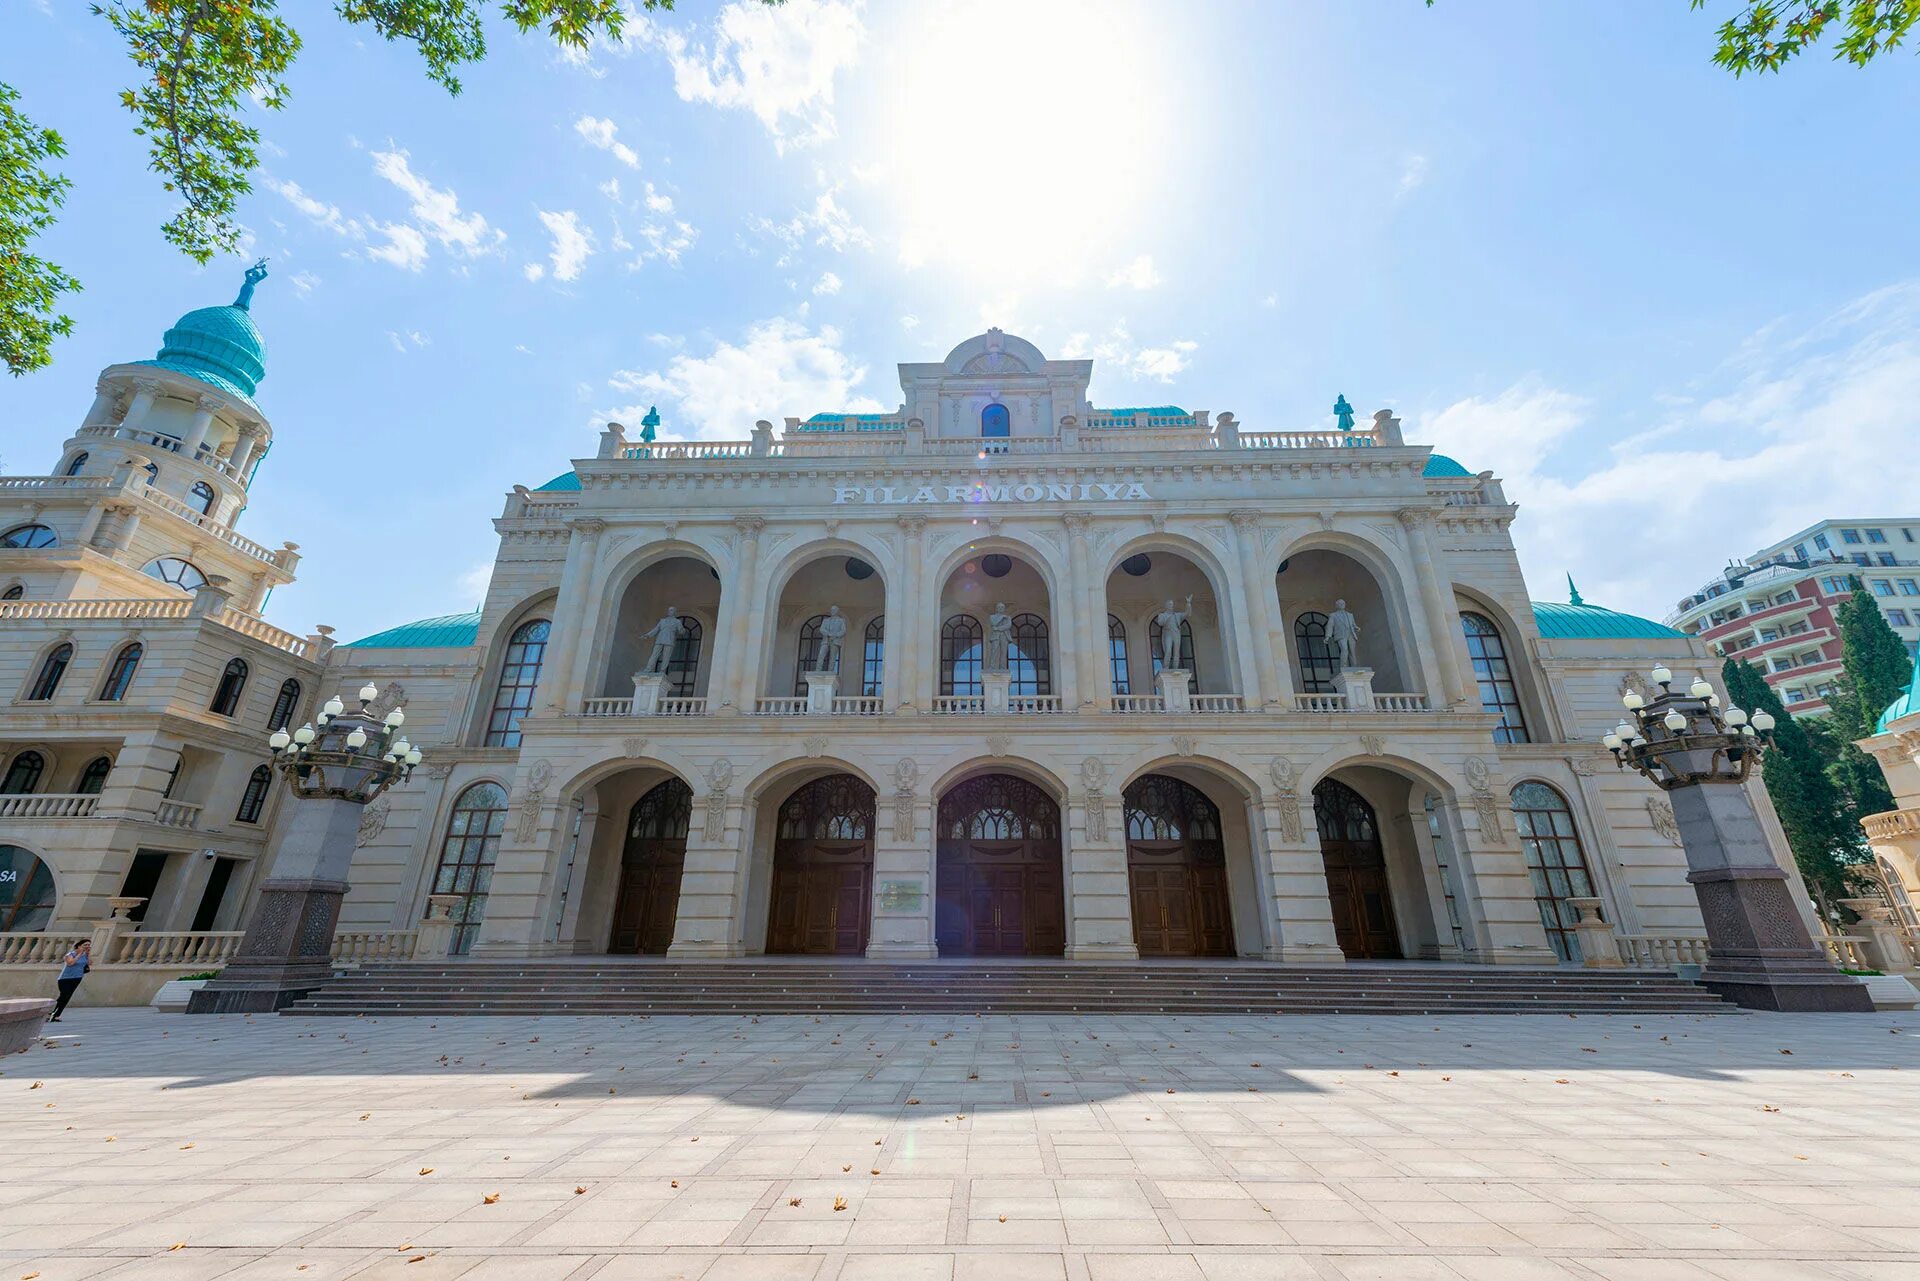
left=1721, top=656, right=1866, bottom=908
left=0, top=84, right=80, bottom=378
left=1693, top=0, right=1920, bottom=75
left=3, top=1, right=780, bottom=375
left=1810, top=581, right=1915, bottom=819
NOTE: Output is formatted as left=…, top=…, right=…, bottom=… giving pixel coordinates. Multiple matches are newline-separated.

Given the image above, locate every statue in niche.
left=1326, top=598, right=1360, bottom=670
left=813, top=605, right=848, bottom=672
left=641, top=606, right=684, bottom=675
left=1333, top=394, right=1356, bottom=432
left=1156, top=596, right=1194, bottom=670
left=985, top=603, right=1013, bottom=672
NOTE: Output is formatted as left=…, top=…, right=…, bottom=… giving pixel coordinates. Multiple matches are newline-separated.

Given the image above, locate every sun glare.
left=867, top=0, right=1175, bottom=290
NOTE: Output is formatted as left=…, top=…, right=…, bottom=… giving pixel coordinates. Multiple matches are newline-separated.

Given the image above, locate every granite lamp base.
left=1689, top=866, right=1873, bottom=1013
left=186, top=878, right=348, bottom=1014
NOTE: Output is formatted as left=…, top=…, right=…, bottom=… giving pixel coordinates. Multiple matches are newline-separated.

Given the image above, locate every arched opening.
left=235, top=764, right=271, bottom=824
left=935, top=773, right=1065, bottom=956
left=1880, top=857, right=1919, bottom=932
left=430, top=782, right=510, bottom=954
left=62, top=452, right=88, bottom=477
left=0, top=846, right=56, bottom=932
left=484, top=618, right=551, bottom=747
left=602, top=556, right=721, bottom=702
left=1104, top=547, right=1230, bottom=698
left=144, top=556, right=206, bottom=592
left=1, top=524, right=57, bottom=549
left=267, top=677, right=302, bottom=731
left=1461, top=612, right=1531, bottom=743
left=209, top=657, right=249, bottom=717
left=98, top=642, right=143, bottom=702
left=610, top=779, right=692, bottom=954
left=1278, top=548, right=1412, bottom=696
left=764, top=553, right=886, bottom=706
left=766, top=773, right=876, bottom=955
left=27, top=644, right=72, bottom=702
left=981, top=403, right=1011, bottom=438
left=75, top=756, right=113, bottom=796
left=937, top=550, right=1054, bottom=706
left=1, top=752, right=46, bottom=795
left=189, top=481, right=217, bottom=516
left=1124, top=775, right=1234, bottom=956
left=1312, top=778, right=1402, bottom=959
left=1509, top=781, right=1596, bottom=962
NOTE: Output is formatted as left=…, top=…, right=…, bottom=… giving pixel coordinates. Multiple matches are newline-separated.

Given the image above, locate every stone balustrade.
left=1863, top=808, right=1920, bottom=841
left=152, top=799, right=202, bottom=830
left=75, top=423, right=248, bottom=481
left=137, top=484, right=284, bottom=565
left=331, top=930, right=420, bottom=963
left=0, top=793, right=100, bottom=819
left=0, top=598, right=312, bottom=659
left=0, top=474, right=116, bottom=493
left=1614, top=934, right=1712, bottom=968
left=112, top=931, right=244, bottom=966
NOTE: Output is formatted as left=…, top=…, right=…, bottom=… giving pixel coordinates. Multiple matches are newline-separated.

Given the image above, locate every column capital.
left=194, top=394, right=225, bottom=414
left=1227, top=509, right=1261, bottom=532
left=1396, top=506, right=1435, bottom=532
left=130, top=377, right=166, bottom=398
left=733, top=515, right=766, bottom=539
left=895, top=513, right=927, bottom=538
left=570, top=516, right=607, bottom=537
left=1062, top=511, right=1094, bottom=535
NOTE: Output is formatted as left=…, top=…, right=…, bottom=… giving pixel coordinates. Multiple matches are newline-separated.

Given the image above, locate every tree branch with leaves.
left=0, top=84, right=81, bottom=378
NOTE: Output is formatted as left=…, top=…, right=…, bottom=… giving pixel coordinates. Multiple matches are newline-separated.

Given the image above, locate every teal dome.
left=132, top=262, right=270, bottom=408
left=1423, top=453, right=1472, bottom=478
left=343, top=610, right=483, bottom=649
left=1531, top=600, right=1685, bottom=641
left=1877, top=664, right=1920, bottom=732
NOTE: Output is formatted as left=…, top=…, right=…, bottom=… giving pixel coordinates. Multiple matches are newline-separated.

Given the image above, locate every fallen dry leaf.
left=833, top=1197, right=848, bottom=1212
left=27, top=1082, right=40, bottom=1090
left=574, top=1186, right=587, bottom=1195
left=789, top=1197, right=802, bottom=1207
left=842, top=1164, right=852, bottom=1172
left=483, top=1194, right=500, bottom=1205
left=1762, top=1105, right=1781, bottom=1113
left=407, top=1256, right=427, bottom=1264
left=670, top=1180, right=679, bottom=1189
left=998, top=1214, right=1007, bottom=1223
left=870, top=1168, right=880, bottom=1175
left=168, top=1243, right=185, bottom=1252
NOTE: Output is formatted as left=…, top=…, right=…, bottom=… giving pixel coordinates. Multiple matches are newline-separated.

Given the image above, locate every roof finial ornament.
left=640, top=405, right=660, bottom=443
left=1567, top=573, right=1585, bottom=606
left=234, top=258, right=270, bottom=311
left=1333, top=394, right=1355, bottom=432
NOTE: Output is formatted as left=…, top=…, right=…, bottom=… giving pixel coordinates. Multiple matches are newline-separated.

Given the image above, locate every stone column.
left=538, top=517, right=607, bottom=713
left=227, top=427, right=261, bottom=478
left=1452, top=757, right=1559, bottom=963
left=1065, top=794, right=1138, bottom=959
left=868, top=759, right=935, bottom=959
left=189, top=795, right=362, bottom=1012
left=1063, top=513, right=1101, bottom=707
left=82, top=378, right=120, bottom=430
left=722, top=516, right=766, bottom=711
left=1398, top=509, right=1469, bottom=708
left=118, top=379, right=163, bottom=438
left=181, top=396, right=221, bottom=460
left=670, top=759, right=747, bottom=957
left=889, top=515, right=927, bottom=712
left=1672, top=782, right=1873, bottom=1010
left=1258, top=759, right=1345, bottom=962
left=1228, top=511, right=1283, bottom=706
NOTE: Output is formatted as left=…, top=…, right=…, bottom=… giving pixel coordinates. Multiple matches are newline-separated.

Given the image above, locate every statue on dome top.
left=640, top=405, right=660, bottom=443
left=1333, top=394, right=1355, bottom=433
left=234, top=258, right=270, bottom=310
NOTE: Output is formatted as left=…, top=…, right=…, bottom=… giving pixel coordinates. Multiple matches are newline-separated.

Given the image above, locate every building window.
left=1771, top=656, right=1795, bottom=672
left=432, top=782, right=509, bottom=954
left=1821, top=576, right=1846, bottom=594
left=1423, top=796, right=1468, bottom=951
left=1, top=752, right=46, bottom=795
left=1460, top=612, right=1531, bottom=743
left=28, top=644, right=74, bottom=701
left=1867, top=528, right=1888, bottom=543
left=97, top=642, right=143, bottom=701
left=1148, top=614, right=1198, bottom=688
left=1899, top=580, right=1920, bottom=596
left=1509, top=781, right=1596, bottom=963
left=1878, top=553, right=1898, bottom=567
left=1881, top=858, right=1919, bottom=932
left=484, top=618, right=551, bottom=747
left=235, top=765, right=272, bottom=824
left=1872, top=580, right=1895, bottom=597
left=662, top=617, right=702, bottom=699
left=793, top=614, right=829, bottom=696
left=1890, top=610, right=1911, bottom=627
left=1785, top=689, right=1807, bottom=703
left=1792, top=543, right=1807, bottom=559
left=0, top=846, right=57, bottom=932
left=62, top=452, right=88, bottom=477
left=1842, top=529, right=1862, bottom=544
left=1853, top=554, right=1872, bottom=567
left=1107, top=615, right=1131, bottom=695
left=1814, top=533, right=1830, bottom=551
left=188, top=481, right=216, bottom=516
left=268, top=678, right=301, bottom=730
left=1787, top=620, right=1811, bottom=635
left=143, top=461, right=159, bottom=485
left=980, top=403, right=1010, bottom=439
left=940, top=614, right=983, bottom=696
left=1, top=524, right=57, bottom=549
left=1293, top=612, right=1339, bottom=694
left=210, top=657, right=249, bottom=716
left=1759, top=628, right=1779, bottom=642
left=862, top=618, right=884, bottom=697
left=144, top=556, right=208, bottom=592
left=1009, top=614, right=1052, bottom=696
left=75, top=756, right=113, bottom=795
left=1, top=585, right=20, bottom=600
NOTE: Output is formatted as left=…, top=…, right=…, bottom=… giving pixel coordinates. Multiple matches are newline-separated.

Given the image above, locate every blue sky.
left=6, top=0, right=1920, bottom=639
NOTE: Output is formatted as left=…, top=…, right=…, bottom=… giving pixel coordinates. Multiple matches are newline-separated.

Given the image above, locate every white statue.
left=642, top=606, right=684, bottom=674
left=1156, top=596, right=1194, bottom=670
left=1326, top=599, right=1360, bottom=670
left=814, top=605, right=848, bottom=672
left=984, top=603, right=1013, bottom=672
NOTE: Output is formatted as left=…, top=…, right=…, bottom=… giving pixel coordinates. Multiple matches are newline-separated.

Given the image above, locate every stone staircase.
left=283, top=960, right=1733, bottom=1017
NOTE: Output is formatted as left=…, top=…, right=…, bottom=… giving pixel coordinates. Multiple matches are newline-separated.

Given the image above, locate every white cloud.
left=266, top=178, right=355, bottom=237
left=289, top=270, right=320, bottom=296
left=599, top=177, right=622, bottom=200
left=386, top=329, right=430, bottom=354
left=1059, top=324, right=1197, bottom=384
left=1397, top=153, right=1429, bottom=199
left=523, top=262, right=546, bottom=282
left=365, top=223, right=429, bottom=272
left=456, top=559, right=494, bottom=603
left=813, top=271, right=842, bottom=296
left=900, top=315, right=919, bottom=331
left=1106, top=254, right=1161, bottom=291
left=750, top=180, right=870, bottom=257
left=1423, top=380, right=1589, bottom=487
left=371, top=147, right=505, bottom=257
left=603, top=316, right=884, bottom=438
left=633, top=0, right=864, bottom=149
left=536, top=209, right=595, bottom=282
left=1260, top=293, right=1278, bottom=309
left=642, top=182, right=675, bottom=214
left=574, top=114, right=640, bottom=168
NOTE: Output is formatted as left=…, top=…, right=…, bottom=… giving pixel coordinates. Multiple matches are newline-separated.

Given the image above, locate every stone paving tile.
left=3, top=1009, right=1918, bottom=1281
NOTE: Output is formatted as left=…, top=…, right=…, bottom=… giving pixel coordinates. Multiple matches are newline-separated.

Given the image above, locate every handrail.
left=76, top=424, right=247, bottom=481
left=212, top=608, right=311, bottom=658
left=754, top=697, right=809, bottom=717
left=1374, top=693, right=1432, bottom=712
left=1293, top=693, right=1346, bottom=712
left=0, top=934, right=83, bottom=965
left=831, top=695, right=884, bottom=715
left=332, top=930, right=419, bottom=963
left=0, top=793, right=99, bottom=819
left=1190, top=693, right=1247, bottom=713
left=0, top=475, right=117, bottom=493
left=1008, top=694, right=1063, bottom=713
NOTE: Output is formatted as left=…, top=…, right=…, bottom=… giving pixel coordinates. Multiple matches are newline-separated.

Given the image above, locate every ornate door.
left=1124, top=775, right=1235, bottom=957
left=1312, top=779, right=1402, bottom=959
left=766, top=774, right=875, bottom=956
left=935, top=774, right=1066, bottom=956
left=611, top=779, right=692, bottom=954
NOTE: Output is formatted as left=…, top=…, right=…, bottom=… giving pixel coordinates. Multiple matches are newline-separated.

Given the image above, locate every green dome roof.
left=343, top=610, right=482, bottom=649
left=1532, top=600, right=1685, bottom=641
left=1877, top=663, right=1920, bottom=732
left=1423, top=453, right=1472, bottom=477
left=133, top=262, right=270, bottom=408
left=535, top=471, right=581, bottom=492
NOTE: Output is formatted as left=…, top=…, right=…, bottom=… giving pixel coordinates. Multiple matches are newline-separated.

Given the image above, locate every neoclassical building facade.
left=4, top=292, right=1818, bottom=971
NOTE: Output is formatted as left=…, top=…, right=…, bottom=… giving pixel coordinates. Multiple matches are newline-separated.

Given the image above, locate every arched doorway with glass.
left=765, top=773, right=877, bottom=956
left=1123, top=774, right=1234, bottom=957
left=934, top=772, right=1066, bottom=956
left=552, top=762, right=695, bottom=955
left=609, top=778, right=692, bottom=954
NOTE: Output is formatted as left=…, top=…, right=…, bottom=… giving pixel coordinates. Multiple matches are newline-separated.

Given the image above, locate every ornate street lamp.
left=1603, top=665, right=1869, bottom=1012
left=189, top=684, right=425, bottom=1013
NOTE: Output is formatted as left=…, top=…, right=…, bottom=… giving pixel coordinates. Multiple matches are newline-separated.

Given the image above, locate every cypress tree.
left=1836, top=582, right=1916, bottom=720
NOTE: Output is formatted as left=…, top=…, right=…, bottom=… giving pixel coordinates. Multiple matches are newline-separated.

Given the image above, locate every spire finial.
left=1567, top=573, right=1585, bottom=606
left=234, top=258, right=270, bottom=311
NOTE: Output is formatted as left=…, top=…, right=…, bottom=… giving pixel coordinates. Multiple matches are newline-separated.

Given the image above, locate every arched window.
left=1881, top=858, right=1918, bottom=932
left=62, top=452, right=88, bottom=477
left=1107, top=614, right=1131, bottom=695
left=629, top=779, right=693, bottom=840
left=2, top=585, right=22, bottom=600
left=235, top=764, right=272, bottom=824
left=1124, top=775, right=1223, bottom=842
left=98, top=642, right=143, bottom=701
left=1, top=524, right=57, bottom=549
left=484, top=618, right=551, bottom=747
left=1148, top=614, right=1198, bottom=688
left=188, top=481, right=216, bottom=516
left=1010, top=613, right=1052, bottom=696
left=981, top=403, right=1010, bottom=438
left=939, top=774, right=1060, bottom=840
left=941, top=614, right=983, bottom=696
left=143, top=460, right=160, bottom=485
left=267, top=678, right=301, bottom=731
left=210, top=657, right=249, bottom=716
left=660, top=617, right=704, bottom=699
left=75, top=756, right=113, bottom=795
left=1510, top=781, right=1596, bottom=962
left=432, top=782, right=509, bottom=954
left=1461, top=612, right=1530, bottom=743
left=0, top=846, right=57, bottom=932
left=1293, top=611, right=1338, bottom=694
left=1, top=752, right=46, bottom=795
left=144, top=557, right=208, bottom=592
left=793, top=614, right=828, bottom=695
left=862, top=617, right=885, bottom=697
left=27, top=644, right=72, bottom=701
left=776, top=774, right=875, bottom=841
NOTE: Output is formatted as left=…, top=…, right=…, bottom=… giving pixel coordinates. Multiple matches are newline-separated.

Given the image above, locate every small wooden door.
left=1313, top=779, right=1402, bottom=960
left=765, top=775, right=876, bottom=956
left=610, top=779, right=691, bottom=954
left=1124, top=775, right=1235, bottom=958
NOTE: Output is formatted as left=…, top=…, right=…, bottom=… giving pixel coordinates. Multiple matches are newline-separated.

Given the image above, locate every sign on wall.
left=833, top=481, right=1153, bottom=506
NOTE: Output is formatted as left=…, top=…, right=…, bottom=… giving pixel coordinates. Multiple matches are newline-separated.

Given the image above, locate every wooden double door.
left=1312, top=779, right=1403, bottom=959
left=935, top=774, right=1066, bottom=956
left=1125, top=775, right=1235, bottom=957
left=766, top=774, right=876, bottom=956
left=610, top=779, right=691, bottom=954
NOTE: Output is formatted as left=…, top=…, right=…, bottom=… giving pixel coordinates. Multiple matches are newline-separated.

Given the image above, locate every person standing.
left=50, top=939, right=89, bottom=1021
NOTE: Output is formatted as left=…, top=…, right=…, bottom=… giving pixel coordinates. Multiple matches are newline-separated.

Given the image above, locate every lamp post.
left=189, top=684, right=422, bottom=1013
left=1604, top=666, right=1870, bottom=1011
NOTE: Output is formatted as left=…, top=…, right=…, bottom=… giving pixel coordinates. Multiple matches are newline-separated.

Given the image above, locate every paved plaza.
left=4, top=1009, right=1919, bottom=1281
